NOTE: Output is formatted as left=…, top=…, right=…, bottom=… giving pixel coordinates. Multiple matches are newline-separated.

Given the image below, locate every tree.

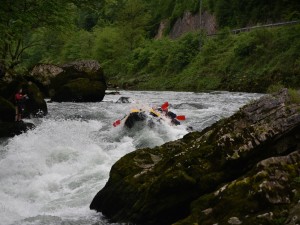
left=0, top=0, right=98, bottom=73
left=116, top=0, right=151, bottom=50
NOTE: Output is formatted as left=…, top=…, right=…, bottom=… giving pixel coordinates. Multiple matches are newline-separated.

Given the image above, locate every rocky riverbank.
left=90, top=89, right=300, bottom=225
left=0, top=60, right=107, bottom=137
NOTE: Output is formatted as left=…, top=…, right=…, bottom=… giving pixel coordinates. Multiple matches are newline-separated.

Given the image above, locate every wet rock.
left=0, top=78, right=47, bottom=119
left=116, top=96, right=131, bottom=103
left=90, top=89, right=300, bottom=225
left=0, top=121, right=35, bottom=137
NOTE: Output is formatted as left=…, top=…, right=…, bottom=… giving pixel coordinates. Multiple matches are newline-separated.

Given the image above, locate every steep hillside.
left=3, top=0, right=299, bottom=93
left=110, top=24, right=300, bottom=93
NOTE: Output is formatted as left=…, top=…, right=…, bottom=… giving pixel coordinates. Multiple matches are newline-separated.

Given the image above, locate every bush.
left=288, top=88, right=300, bottom=104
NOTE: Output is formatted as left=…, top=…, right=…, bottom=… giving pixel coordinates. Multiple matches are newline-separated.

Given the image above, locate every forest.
left=1, top=0, right=300, bottom=92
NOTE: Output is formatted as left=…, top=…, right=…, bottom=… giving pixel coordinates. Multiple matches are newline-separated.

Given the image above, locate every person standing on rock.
left=15, top=88, right=28, bottom=121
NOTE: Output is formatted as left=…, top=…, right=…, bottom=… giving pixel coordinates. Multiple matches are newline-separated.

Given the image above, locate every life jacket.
left=15, top=93, right=23, bottom=101
left=15, top=93, right=27, bottom=107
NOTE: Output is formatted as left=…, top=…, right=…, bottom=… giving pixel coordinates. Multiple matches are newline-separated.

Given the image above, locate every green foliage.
left=125, top=25, right=300, bottom=92
left=42, top=23, right=298, bottom=93
left=208, top=0, right=300, bottom=28
left=92, top=26, right=129, bottom=77
left=294, top=177, right=300, bottom=184
left=4, top=0, right=300, bottom=94
left=127, top=32, right=199, bottom=80
left=61, top=29, right=95, bottom=62
left=0, top=0, right=79, bottom=71
left=116, top=0, right=151, bottom=50
left=266, top=84, right=285, bottom=94
left=288, top=89, right=300, bottom=104
left=23, top=27, right=76, bottom=68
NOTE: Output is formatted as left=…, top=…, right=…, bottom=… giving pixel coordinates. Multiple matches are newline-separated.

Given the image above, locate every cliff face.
left=90, top=89, right=300, bottom=225
left=156, top=11, right=217, bottom=39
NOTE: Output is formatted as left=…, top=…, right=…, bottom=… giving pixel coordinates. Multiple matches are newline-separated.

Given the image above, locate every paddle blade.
left=113, top=119, right=121, bottom=127
left=176, top=115, right=186, bottom=120
left=161, top=102, right=169, bottom=111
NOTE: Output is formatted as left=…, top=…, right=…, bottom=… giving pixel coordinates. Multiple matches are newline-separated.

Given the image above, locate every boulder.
left=50, top=60, right=106, bottom=102
left=0, top=96, right=15, bottom=122
left=90, top=89, right=300, bottom=225
left=0, top=121, right=35, bottom=137
left=24, top=81, right=48, bottom=117
left=29, top=60, right=107, bottom=101
left=29, top=64, right=64, bottom=87
left=51, top=78, right=106, bottom=102
left=27, top=64, right=63, bottom=96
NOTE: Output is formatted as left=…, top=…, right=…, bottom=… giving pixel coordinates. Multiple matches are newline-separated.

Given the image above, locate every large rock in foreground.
left=90, top=89, right=300, bottom=225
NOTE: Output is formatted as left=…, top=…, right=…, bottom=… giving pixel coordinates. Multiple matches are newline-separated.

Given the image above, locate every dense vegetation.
left=206, top=0, right=300, bottom=28
left=1, top=0, right=300, bottom=93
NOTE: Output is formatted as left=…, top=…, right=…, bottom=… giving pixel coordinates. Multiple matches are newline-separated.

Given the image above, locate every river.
left=0, top=90, right=263, bottom=225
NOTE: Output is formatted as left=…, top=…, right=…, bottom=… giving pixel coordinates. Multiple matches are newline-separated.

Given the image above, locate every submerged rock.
left=90, top=89, right=300, bottom=225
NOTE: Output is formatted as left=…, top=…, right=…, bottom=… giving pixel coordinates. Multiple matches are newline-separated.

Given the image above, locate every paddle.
left=176, top=115, right=186, bottom=120
left=113, top=120, right=121, bottom=127
left=161, top=102, right=169, bottom=111
left=113, top=114, right=127, bottom=127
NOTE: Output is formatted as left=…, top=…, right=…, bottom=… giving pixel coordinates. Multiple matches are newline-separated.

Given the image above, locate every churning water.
left=0, top=91, right=263, bottom=225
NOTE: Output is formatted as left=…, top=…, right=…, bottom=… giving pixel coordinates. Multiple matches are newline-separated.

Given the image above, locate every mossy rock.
left=176, top=150, right=300, bottom=225
left=48, top=60, right=107, bottom=101
left=0, top=96, right=15, bottom=122
left=51, top=78, right=106, bottom=102
left=29, top=60, right=106, bottom=99
left=90, top=89, right=300, bottom=225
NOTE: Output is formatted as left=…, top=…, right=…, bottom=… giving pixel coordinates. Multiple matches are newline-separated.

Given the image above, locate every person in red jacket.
left=15, top=88, right=28, bottom=121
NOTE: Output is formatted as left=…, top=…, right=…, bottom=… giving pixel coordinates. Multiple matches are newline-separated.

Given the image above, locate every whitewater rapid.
left=0, top=91, right=263, bottom=225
